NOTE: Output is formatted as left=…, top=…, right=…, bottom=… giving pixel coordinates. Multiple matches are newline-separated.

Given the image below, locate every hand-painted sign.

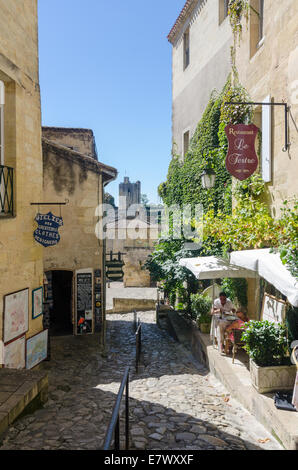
left=225, top=124, right=259, bottom=181
left=34, top=212, right=63, bottom=247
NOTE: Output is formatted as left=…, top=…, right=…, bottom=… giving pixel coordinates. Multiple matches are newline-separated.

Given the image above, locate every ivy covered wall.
left=158, top=76, right=252, bottom=216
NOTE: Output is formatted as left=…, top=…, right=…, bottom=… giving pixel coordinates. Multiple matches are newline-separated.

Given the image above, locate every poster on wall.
left=3, top=336, right=26, bottom=369
left=26, top=330, right=48, bottom=370
left=32, top=287, right=43, bottom=319
left=76, top=269, right=93, bottom=335
left=225, top=123, right=259, bottom=181
left=3, top=289, right=29, bottom=344
left=261, top=293, right=287, bottom=324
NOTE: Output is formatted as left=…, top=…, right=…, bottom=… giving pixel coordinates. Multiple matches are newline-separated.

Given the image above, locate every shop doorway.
left=50, top=270, right=73, bottom=336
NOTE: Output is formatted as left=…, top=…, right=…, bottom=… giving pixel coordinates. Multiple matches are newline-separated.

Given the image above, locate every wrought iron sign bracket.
left=31, top=199, right=69, bottom=206
left=225, top=101, right=291, bottom=152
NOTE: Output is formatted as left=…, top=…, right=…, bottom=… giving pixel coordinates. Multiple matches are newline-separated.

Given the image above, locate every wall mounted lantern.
left=200, top=146, right=216, bottom=189
left=201, top=168, right=216, bottom=189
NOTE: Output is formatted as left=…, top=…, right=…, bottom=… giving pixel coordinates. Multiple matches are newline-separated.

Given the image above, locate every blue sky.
left=38, top=0, right=186, bottom=204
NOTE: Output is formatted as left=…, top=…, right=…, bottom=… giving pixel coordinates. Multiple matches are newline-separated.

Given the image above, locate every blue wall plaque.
left=34, top=212, right=63, bottom=247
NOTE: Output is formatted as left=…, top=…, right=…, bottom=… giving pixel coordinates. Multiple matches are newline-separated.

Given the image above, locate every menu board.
left=261, top=293, right=287, bottom=324
left=76, top=270, right=93, bottom=335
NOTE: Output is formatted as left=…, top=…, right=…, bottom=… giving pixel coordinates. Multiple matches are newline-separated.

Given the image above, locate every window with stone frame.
left=219, top=0, right=229, bottom=24
left=183, top=130, right=190, bottom=158
left=250, top=0, right=265, bottom=57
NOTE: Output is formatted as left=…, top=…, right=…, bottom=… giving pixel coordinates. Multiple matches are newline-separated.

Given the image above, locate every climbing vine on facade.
left=158, top=76, right=253, bottom=218
left=228, top=0, right=249, bottom=45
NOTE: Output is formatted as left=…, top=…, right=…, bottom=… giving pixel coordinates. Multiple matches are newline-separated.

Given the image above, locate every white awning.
left=179, top=256, right=257, bottom=280
left=230, top=249, right=298, bottom=307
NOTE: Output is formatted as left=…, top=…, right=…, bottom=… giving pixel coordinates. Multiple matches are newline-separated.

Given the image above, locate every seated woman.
left=224, top=310, right=249, bottom=355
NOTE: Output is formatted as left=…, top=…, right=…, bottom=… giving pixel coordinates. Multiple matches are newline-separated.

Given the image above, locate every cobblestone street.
left=0, top=312, right=283, bottom=451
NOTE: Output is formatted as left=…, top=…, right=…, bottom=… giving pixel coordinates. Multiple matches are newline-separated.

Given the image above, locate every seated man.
left=224, top=309, right=249, bottom=355
left=210, top=292, right=236, bottom=354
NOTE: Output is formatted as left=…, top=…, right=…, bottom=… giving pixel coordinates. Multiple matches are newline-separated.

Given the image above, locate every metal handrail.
left=0, top=165, right=13, bottom=216
left=133, top=310, right=137, bottom=332
left=103, top=366, right=130, bottom=450
left=135, top=320, right=142, bottom=374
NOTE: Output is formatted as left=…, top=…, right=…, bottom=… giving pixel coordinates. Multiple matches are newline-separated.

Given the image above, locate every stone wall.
left=42, top=141, right=105, bottom=274
left=0, top=0, right=44, bottom=345
left=42, top=127, right=97, bottom=160
left=235, top=0, right=298, bottom=213
left=106, top=223, right=158, bottom=287
left=170, top=0, right=233, bottom=156
left=108, top=298, right=156, bottom=314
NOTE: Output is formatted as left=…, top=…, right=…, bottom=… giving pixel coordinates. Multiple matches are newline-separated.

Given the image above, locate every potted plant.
left=190, top=293, right=212, bottom=334
left=241, top=320, right=297, bottom=393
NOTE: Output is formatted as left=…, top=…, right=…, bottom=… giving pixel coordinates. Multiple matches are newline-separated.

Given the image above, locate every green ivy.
left=228, top=0, right=249, bottom=45
left=143, top=236, right=201, bottom=307
left=221, top=278, right=248, bottom=307
left=159, top=77, right=252, bottom=219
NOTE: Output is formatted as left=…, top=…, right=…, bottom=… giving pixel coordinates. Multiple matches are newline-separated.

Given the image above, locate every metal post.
left=125, top=375, right=129, bottom=450
left=284, top=104, right=289, bottom=153
left=115, top=417, right=120, bottom=451
left=139, top=321, right=142, bottom=355
left=133, top=310, right=137, bottom=332
left=103, top=367, right=130, bottom=451
left=212, top=279, right=216, bottom=348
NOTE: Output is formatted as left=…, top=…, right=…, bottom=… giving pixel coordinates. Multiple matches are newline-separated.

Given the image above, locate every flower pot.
left=199, top=323, right=211, bottom=334
left=250, top=359, right=297, bottom=394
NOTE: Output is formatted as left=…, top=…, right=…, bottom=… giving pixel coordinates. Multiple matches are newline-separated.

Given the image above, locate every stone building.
left=0, top=0, right=44, bottom=367
left=106, top=177, right=160, bottom=287
left=106, top=218, right=158, bottom=288
left=168, top=0, right=233, bottom=158
left=169, top=0, right=298, bottom=212
left=234, top=0, right=298, bottom=214
left=168, top=0, right=298, bottom=318
left=119, top=176, right=141, bottom=210
left=42, top=128, right=117, bottom=337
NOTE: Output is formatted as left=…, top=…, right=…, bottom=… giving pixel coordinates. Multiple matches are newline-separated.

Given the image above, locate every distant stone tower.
left=119, top=177, right=141, bottom=210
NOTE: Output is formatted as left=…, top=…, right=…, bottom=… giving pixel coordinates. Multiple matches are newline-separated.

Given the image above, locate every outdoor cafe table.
left=210, top=313, right=238, bottom=351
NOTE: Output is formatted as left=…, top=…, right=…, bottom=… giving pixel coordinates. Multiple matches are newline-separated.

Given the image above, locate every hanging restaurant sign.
left=34, top=212, right=63, bottom=247
left=225, top=124, right=259, bottom=181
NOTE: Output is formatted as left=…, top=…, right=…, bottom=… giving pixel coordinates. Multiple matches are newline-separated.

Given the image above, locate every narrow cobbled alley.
left=0, top=312, right=283, bottom=451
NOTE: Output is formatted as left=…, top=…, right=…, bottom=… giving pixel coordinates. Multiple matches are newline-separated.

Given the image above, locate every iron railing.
left=0, top=165, right=13, bottom=216
left=103, top=366, right=130, bottom=450
left=135, top=320, right=142, bottom=374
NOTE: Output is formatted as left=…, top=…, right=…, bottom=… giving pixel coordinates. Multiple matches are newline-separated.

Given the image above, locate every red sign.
left=225, top=124, right=259, bottom=181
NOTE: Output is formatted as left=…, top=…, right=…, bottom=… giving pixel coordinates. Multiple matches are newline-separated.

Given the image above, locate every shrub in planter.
left=241, top=321, right=296, bottom=393
left=241, top=321, right=289, bottom=367
left=190, top=294, right=212, bottom=333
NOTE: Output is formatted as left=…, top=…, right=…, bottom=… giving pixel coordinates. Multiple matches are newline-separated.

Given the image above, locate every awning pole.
left=212, top=279, right=216, bottom=348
